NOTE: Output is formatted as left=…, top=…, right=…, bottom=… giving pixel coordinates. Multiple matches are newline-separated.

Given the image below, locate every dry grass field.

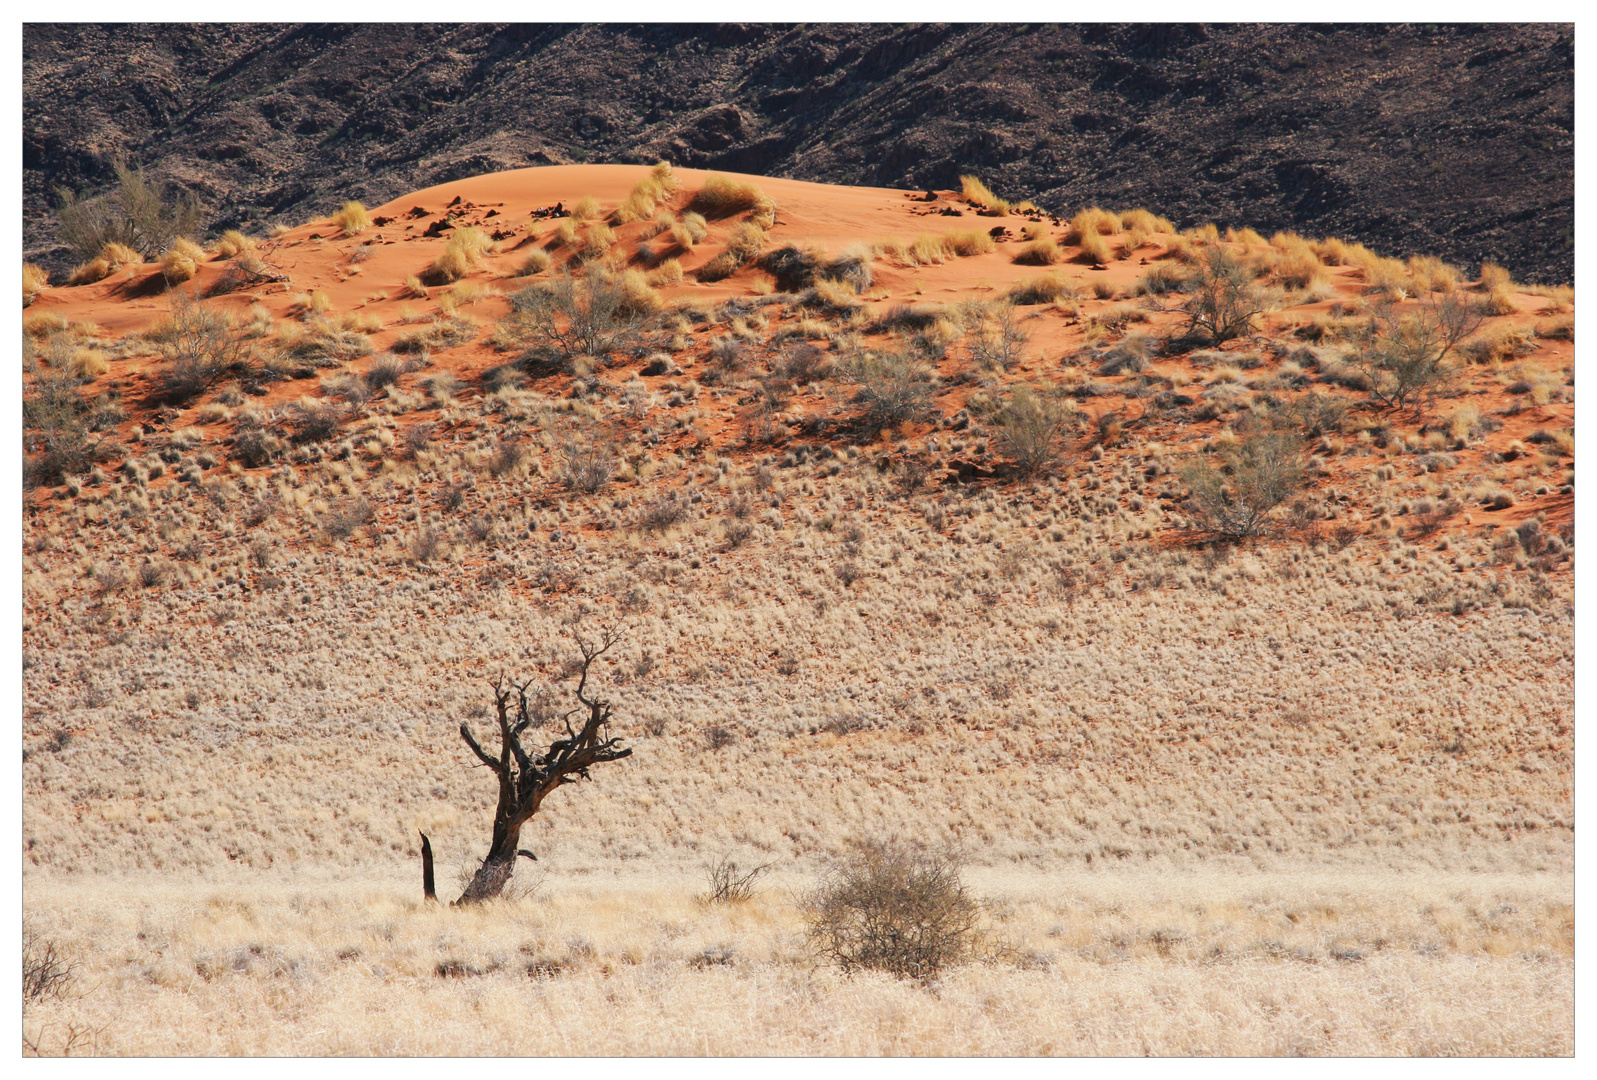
left=21, top=165, right=1573, bottom=1055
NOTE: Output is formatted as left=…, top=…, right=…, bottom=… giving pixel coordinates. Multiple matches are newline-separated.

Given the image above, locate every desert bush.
left=558, top=433, right=618, bottom=493
left=505, top=270, right=653, bottom=365
left=210, top=229, right=255, bottom=258
left=319, top=498, right=374, bottom=540
left=56, top=161, right=201, bottom=259
left=702, top=855, right=774, bottom=905
left=363, top=353, right=410, bottom=392
left=151, top=295, right=258, bottom=405
left=22, top=373, right=119, bottom=488
left=804, top=840, right=986, bottom=983
left=1534, top=314, right=1573, bottom=341
left=571, top=195, right=602, bottom=221
left=840, top=349, right=939, bottom=433
left=989, top=386, right=1075, bottom=476
left=1345, top=292, right=1483, bottom=409
left=391, top=317, right=473, bottom=355
left=688, top=175, right=773, bottom=219
left=968, top=306, right=1030, bottom=372
left=334, top=201, right=371, bottom=237
left=23, top=928, right=75, bottom=1004
left=1064, top=207, right=1119, bottom=243
left=1173, top=245, right=1272, bottom=345
left=286, top=400, right=343, bottom=444
left=638, top=492, right=690, bottom=534
left=1178, top=430, right=1306, bottom=539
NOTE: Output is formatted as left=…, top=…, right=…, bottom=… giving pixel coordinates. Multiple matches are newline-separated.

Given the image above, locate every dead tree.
left=429, top=628, right=633, bottom=905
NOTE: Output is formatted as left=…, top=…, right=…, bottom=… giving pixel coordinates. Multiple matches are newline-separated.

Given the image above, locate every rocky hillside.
left=24, top=23, right=1573, bottom=282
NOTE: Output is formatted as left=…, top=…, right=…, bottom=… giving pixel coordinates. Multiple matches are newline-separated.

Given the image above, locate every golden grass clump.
left=159, top=237, right=207, bottom=284
left=696, top=221, right=768, bottom=282
left=1273, top=248, right=1330, bottom=291
left=688, top=175, right=774, bottom=220
left=23, top=262, right=48, bottom=306
left=1479, top=286, right=1520, bottom=316
left=66, top=241, right=143, bottom=286
left=1311, top=236, right=1358, bottom=265
left=1007, top=273, right=1074, bottom=306
left=959, top=175, right=1010, bottom=215
left=67, top=346, right=110, bottom=380
left=611, top=268, right=662, bottom=315
left=551, top=219, right=580, bottom=248
left=614, top=162, right=682, bottom=224
left=1012, top=238, right=1063, bottom=266
left=943, top=229, right=995, bottom=257
left=1119, top=208, right=1174, bottom=234
left=572, top=195, right=603, bottom=222
left=334, top=201, right=372, bottom=237
left=428, top=227, right=492, bottom=284
left=1534, top=314, right=1573, bottom=341
left=1225, top=226, right=1267, bottom=247
left=647, top=257, right=684, bottom=287
left=1479, top=262, right=1513, bottom=290
left=1073, top=232, right=1112, bottom=266
left=1406, top=255, right=1461, bottom=294
left=519, top=249, right=552, bottom=277
left=576, top=222, right=618, bottom=263
left=1064, top=207, right=1118, bottom=243
left=24, top=312, right=70, bottom=338
left=211, top=230, right=256, bottom=258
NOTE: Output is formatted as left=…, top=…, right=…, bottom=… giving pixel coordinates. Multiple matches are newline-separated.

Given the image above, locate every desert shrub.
left=286, top=400, right=343, bottom=444
left=968, top=305, right=1030, bottom=372
left=638, top=493, right=690, bottom=534
left=1174, top=245, right=1272, bottom=344
left=575, top=221, right=617, bottom=263
left=702, top=855, right=774, bottom=905
left=392, top=316, right=478, bottom=354
left=319, top=498, right=374, bottom=540
left=1178, top=430, right=1305, bottom=539
left=959, top=175, right=1010, bottom=215
left=231, top=418, right=284, bottom=468
left=688, top=175, right=773, bottom=219
left=839, top=349, right=939, bottom=433
left=151, top=295, right=258, bottom=405
left=56, top=161, right=201, bottom=259
left=989, top=385, right=1075, bottom=475
left=23, top=928, right=75, bottom=1004
left=1345, top=292, right=1483, bottom=408
left=1119, top=207, right=1174, bottom=234
left=504, top=271, right=653, bottom=365
left=334, top=201, right=371, bottom=236
left=557, top=432, right=618, bottom=493
left=1406, top=255, right=1460, bottom=294
left=696, top=222, right=768, bottom=282
left=647, top=258, right=684, bottom=286
left=22, top=374, right=120, bottom=488
left=1277, top=391, right=1349, bottom=438
left=804, top=840, right=986, bottom=983
left=363, top=353, right=410, bottom=392
left=571, top=195, right=602, bottom=221
left=427, top=227, right=492, bottom=284
left=1093, top=333, right=1153, bottom=376
left=487, top=441, right=527, bottom=478
left=23, top=263, right=49, bottom=306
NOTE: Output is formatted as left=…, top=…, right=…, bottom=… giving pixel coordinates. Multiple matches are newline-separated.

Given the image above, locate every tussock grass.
left=1064, top=208, right=1119, bottom=244
left=1012, top=239, right=1063, bottom=266
left=23, top=263, right=49, bottom=305
left=67, top=242, right=143, bottom=286
left=1073, top=232, right=1112, bottom=266
left=689, top=175, right=773, bottom=220
left=696, top=222, right=768, bottom=282
left=959, top=175, right=1010, bottom=215
left=210, top=230, right=255, bottom=258
left=159, top=237, right=207, bottom=284
left=428, top=227, right=493, bottom=284
left=571, top=196, right=603, bottom=222
left=333, top=201, right=372, bottom=237
left=1006, top=274, right=1076, bottom=306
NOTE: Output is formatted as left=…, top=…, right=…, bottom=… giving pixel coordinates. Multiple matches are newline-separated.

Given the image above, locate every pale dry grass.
left=21, top=871, right=1570, bottom=1055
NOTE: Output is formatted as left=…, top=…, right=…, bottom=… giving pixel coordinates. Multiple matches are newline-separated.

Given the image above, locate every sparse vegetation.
left=56, top=161, right=201, bottom=260
left=333, top=201, right=372, bottom=237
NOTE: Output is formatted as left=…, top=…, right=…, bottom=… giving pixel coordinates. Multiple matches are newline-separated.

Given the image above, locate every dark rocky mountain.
left=24, top=22, right=1574, bottom=282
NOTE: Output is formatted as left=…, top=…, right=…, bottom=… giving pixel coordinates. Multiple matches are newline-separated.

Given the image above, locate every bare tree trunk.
left=457, top=827, right=525, bottom=904
left=420, top=832, right=437, bottom=902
